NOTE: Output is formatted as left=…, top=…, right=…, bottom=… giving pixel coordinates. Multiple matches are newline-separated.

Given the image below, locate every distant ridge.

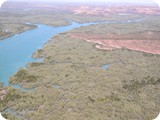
left=1, top=1, right=159, bottom=15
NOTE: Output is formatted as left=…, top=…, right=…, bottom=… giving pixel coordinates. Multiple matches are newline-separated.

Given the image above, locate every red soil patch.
left=3, top=2, right=160, bottom=15
left=70, top=32, right=160, bottom=55
left=73, top=5, right=160, bottom=16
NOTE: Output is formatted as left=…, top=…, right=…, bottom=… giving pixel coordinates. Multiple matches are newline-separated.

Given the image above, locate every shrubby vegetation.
left=1, top=10, right=160, bottom=119
left=27, top=62, right=44, bottom=68
left=1, top=32, right=159, bottom=119
left=0, top=11, right=70, bottom=40
left=68, top=15, right=160, bottom=35
left=0, top=9, right=145, bottom=40
left=9, top=69, right=38, bottom=84
left=123, top=76, right=160, bottom=91
left=0, top=82, right=3, bottom=88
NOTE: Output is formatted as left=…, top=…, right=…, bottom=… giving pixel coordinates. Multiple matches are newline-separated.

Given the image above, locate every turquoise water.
left=102, top=64, right=109, bottom=70
left=0, top=21, right=83, bottom=86
left=0, top=19, right=144, bottom=86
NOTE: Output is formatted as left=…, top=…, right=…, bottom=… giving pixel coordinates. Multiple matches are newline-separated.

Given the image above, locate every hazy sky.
left=7, top=0, right=156, bottom=3
left=2, top=0, right=160, bottom=9
left=4, top=0, right=160, bottom=6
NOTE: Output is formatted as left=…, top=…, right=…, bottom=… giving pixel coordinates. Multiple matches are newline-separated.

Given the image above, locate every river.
left=0, top=18, right=144, bottom=86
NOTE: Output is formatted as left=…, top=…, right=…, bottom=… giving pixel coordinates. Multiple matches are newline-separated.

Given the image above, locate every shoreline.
left=0, top=24, right=37, bottom=41
left=0, top=18, right=146, bottom=87
left=0, top=19, right=73, bottom=41
left=2, top=32, right=159, bottom=120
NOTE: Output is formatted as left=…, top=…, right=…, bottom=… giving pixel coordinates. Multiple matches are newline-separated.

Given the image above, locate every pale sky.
left=3, top=0, right=160, bottom=5
left=6, top=0, right=156, bottom=3
left=7, top=0, right=160, bottom=6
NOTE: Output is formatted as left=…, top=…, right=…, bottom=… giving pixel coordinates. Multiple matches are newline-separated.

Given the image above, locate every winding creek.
left=0, top=18, right=144, bottom=89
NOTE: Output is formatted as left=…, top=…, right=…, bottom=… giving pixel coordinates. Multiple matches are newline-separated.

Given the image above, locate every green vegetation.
left=10, top=69, right=38, bottom=84
left=0, top=82, right=3, bottom=88
left=0, top=9, right=144, bottom=40
left=123, top=76, right=160, bottom=91
left=0, top=87, right=45, bottom=119
left=27, top=62, right=44, bottom=68
left=0, top=9, right=160, bottom=120
left=0, top=32, right=159, bottom=119
left=69, top=15, right=160, bottom=35
left=0, top=11, right=70, bottom=40
left=0, top=88, right=22, bottom=111
left=0, top=11, right=37, bottom=40
left=2, top=113, right=23, bottom=120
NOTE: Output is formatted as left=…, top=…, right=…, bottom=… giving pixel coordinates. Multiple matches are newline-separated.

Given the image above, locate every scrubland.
left=0, top=9, right=142, bottom=40
left=0, top=9, right=160, bottom=119
left=0, top=11, right=70, bottom=40
left=68, top=15, right=160, bottom=35
left=1, top=33, right=159, bottom=120
left=68, top=15, right=160, bottom=54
